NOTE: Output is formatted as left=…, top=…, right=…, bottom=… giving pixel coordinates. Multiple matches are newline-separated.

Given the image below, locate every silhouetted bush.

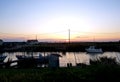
left=17, top=58, right=37, bottom=68
left=90, top=57, right=118, bottom=65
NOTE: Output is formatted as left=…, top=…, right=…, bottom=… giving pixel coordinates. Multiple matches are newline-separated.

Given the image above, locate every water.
left=1, top=52, right=120, bottom=67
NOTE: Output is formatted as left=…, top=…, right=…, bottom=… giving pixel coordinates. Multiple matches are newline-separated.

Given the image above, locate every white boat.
left=85, top=46, right=103, bottom=53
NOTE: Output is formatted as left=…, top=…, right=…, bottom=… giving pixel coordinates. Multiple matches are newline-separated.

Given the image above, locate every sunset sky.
left=0, top=0, right=120, bottom=42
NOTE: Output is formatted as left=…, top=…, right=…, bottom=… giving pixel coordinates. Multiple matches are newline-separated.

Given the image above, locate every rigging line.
left=71, top=30, right=120, bottom=34
left=0, top=30, right=67, bottom=36
left=37, top=30, right=67, bottom=35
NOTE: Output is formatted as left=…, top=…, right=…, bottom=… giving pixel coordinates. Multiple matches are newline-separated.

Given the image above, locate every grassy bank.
left=0, top=65, right=120, bottom=82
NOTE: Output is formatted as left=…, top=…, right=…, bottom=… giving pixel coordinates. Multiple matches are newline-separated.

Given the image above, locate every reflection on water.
left=3, top=53, right=18, bottom=66
left=1, top=52, right=120, bottom=67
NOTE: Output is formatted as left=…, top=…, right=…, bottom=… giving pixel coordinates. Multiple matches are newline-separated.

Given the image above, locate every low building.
left=48, top=53, right=62, bottom=68
left=27, top=40, right=38, bottom=45
left=0, top=39, right=3, bottom=45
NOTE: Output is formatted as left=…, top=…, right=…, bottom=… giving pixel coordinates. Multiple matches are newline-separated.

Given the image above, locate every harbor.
left=0, top=0, right=120, bottom=81
left=0, top=51, right=120, bottom=68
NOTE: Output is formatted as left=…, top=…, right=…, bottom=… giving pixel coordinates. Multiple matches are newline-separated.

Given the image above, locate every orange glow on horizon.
left=0, top=32, right=120, bottom=42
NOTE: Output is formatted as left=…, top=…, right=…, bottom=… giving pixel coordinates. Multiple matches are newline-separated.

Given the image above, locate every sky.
left=0, top=0, right=120, bottom=42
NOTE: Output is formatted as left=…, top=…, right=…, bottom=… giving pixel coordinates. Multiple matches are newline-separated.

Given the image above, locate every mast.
left=36, top=35, right=37, bottom=40
left=68, top=29, right=70, bottom=43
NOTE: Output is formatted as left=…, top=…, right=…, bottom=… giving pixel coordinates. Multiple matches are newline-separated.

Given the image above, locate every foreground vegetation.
left=0, top=65, right=120, bottom=82
left=0, top=57, right=120, bottom=82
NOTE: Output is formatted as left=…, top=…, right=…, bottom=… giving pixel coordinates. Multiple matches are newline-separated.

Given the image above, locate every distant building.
left=0, top=39, right=3, bottom=45
left=27, top=40, right=38, bottom=45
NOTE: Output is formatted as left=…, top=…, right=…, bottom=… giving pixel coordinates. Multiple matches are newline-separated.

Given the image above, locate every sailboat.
left=85, top=46, right=103, bottom=53
left=85, top=37, right=103, bottom=53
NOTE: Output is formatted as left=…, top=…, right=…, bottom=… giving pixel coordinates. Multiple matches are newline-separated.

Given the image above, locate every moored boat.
left=86, top=46, right=103, bottom=53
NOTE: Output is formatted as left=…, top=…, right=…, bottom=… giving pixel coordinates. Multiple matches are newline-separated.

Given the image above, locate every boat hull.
left=86, top=49, right=103, bottom=53
left=85, top=46, right=103, bottom=53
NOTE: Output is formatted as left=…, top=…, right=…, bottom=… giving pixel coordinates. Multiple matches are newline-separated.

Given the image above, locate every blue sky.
left=0, top=0, right=120, bottom=42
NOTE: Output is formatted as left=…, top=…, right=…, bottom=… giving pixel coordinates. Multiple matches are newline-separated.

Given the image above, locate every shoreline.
left=0, top=42, right=120, bottom=52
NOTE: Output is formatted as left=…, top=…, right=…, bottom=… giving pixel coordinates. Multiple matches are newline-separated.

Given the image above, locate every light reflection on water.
left=2, top=52, right=120, bottom=67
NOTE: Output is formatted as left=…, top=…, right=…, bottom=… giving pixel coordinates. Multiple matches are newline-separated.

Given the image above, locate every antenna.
left=36, top=35, right=37, bottom=40
left=93, top=36, right=95, bottom=42
left=68, top=29, right=70, bottom=43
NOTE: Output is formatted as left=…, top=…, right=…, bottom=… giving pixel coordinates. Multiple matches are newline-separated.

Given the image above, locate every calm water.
left=1, top=52, right=120, bottom=67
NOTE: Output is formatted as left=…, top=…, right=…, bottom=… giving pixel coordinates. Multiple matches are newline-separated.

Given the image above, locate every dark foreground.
left=0, top=56, right=120, bottom=82
left=0, top=64, right=120, bottom=82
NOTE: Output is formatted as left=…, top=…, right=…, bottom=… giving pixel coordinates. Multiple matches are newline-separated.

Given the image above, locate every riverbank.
left=0, top=42, right=120, bottom=52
